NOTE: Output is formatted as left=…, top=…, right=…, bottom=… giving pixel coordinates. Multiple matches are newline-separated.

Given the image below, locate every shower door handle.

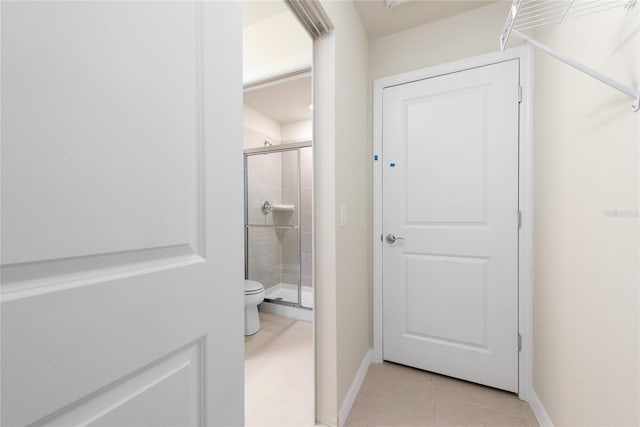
left=385, top=234, right=405, bottom=244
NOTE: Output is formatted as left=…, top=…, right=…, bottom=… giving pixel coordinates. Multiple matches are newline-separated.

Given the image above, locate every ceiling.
left=244, top=1, right=495, bottom=44
left=243, top=1, right=289, bottom=27
left=244, top=75, right=312, bottom=124
left=241, top=0, right=495, bottom=122
left=353, top=0, right=495, bottom=39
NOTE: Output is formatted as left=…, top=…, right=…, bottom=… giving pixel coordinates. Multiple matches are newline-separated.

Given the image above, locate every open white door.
left=1, top=2, right=244, bottom=425
left=382, top=60, right=520, bottom=392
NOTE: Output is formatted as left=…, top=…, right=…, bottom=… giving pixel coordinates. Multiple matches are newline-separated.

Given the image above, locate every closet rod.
left=512, top=30, right=640, bottom=111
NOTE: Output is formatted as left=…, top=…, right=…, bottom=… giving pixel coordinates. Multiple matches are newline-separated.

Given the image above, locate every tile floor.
left=244, top=312, right=539, bottom=427
left=346, top=362, right=540, bottom=427
left=245, top=312, right=314, bottom=427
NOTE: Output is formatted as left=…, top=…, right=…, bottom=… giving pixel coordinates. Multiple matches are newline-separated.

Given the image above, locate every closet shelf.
left=500, top=0, right=636, bottom=47
left=499, top=0, right=639, bottom=111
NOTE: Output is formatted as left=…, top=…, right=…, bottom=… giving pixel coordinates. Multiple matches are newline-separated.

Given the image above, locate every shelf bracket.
left=510, top=30, right=640, bottom=112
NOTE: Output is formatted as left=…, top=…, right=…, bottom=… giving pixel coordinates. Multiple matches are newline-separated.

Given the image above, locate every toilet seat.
left=245, top=279, right=264, bottom=294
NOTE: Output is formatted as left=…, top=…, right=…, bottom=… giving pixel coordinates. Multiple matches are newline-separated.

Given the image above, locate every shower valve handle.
left=261, top=201, right=272, bottom=215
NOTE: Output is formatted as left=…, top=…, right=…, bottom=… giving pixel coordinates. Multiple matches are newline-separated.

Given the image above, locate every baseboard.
left=528, top=389, right=554, bottom=427
left=337, top=349, right=372, bottom=427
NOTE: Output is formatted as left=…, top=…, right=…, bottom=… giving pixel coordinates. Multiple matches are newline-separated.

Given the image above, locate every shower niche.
left=244, top=142, right=313, bottom=321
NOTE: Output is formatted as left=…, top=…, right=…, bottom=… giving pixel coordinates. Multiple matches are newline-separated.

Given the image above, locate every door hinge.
left=517, top=210, right=522, bottom=228
left=518, top=86, right=523, bottom=103
left=518, top=333, right=522, bottom=351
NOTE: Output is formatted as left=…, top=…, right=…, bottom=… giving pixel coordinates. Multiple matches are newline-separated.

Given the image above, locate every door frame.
left=372, top=46, right=534, bottom=401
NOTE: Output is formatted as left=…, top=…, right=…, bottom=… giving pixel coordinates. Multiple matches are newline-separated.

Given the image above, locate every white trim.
left=243, top=68, right=311, bottom=91
left=337, top=349, right=372, bottom=427
left=517, top=45, right=535, bottom=403
left=372, top=46, right=535, bottom=400
left=528, top=390, right=555, bottom=427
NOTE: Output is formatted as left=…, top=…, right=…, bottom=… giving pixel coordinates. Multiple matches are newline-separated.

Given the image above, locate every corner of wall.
left=314, top=0, right=372, bottom=424
left=528, top=389, right=555, bottom=427
left=313, top=18, right=338, bottom=427
left=337, top=349, right=372, bottom=427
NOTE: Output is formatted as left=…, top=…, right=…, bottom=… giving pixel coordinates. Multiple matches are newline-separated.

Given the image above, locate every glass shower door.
left=299, top=146, right=313, bottom=309
left=245, top=148, right=301, bottom=307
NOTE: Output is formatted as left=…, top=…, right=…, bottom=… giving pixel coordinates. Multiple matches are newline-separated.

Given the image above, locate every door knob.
left=385, top=234, right=405, bottom=244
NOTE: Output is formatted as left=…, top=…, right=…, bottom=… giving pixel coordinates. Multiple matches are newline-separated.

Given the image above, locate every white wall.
left=315, top=1, right=370, bottom=425
left=332, top=2, right=371, bottom=414
left=244, top=107, right=312, bottom=145
left=314, top=19, right=338, bottom=425
left=369, top=2, right=514, bottom=80
left=244, top=104, right=281, bottom=147
left=369, top=1, right=640, bottom=425
left=281, top=119, right=312, bottom=142
left=243, top=10, right=312, bottom=84
left=532, top=6, right=639, bottom=425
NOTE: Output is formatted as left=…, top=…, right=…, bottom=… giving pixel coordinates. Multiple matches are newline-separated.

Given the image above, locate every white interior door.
left=382, top=60, right=520, bottom=392
left=1, top=2, right=244, bottom=425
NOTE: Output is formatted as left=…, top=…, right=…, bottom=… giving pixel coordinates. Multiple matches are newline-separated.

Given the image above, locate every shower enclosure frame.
left=244, top=140, right=312, bottom=312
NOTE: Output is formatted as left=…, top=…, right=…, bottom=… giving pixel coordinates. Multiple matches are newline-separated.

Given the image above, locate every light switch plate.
left=339, top=203, right=347, bottom=227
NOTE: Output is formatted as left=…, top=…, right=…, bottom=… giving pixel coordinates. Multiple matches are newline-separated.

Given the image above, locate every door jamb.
left=372, top=46, right=534, bottom=401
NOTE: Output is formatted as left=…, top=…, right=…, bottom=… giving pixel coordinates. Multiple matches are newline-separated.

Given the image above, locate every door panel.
left=44, top=341, right=203, bottom=427
left=405, top=254, right=488, bottom=347
left=382, top=60, right=519, bottom=392
left=1, top=2, right=244, bottom=425
left=406, top=86, right=487, bottom=225
left=1, top=1, right=200, bottom=265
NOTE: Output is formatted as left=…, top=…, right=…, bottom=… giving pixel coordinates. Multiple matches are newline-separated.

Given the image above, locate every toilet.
left=244, top=279, right=265, bottom=336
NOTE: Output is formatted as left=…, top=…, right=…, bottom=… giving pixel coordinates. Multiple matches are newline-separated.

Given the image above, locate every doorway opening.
left=242, top=1, right=314, bottom=425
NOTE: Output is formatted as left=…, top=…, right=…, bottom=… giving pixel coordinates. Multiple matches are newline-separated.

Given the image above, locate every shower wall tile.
left=247, top=152, right=282, bottom=226
left=301, top=230, right=312, bottom=255
left=300, top=145, right=312, bottom=164
left=280, top=151, right=299, bottom=228
left=281, top=151, right=298, bottom=185
left=299, top=147, right=313, bottom=288
left=247, top=227, right=281, bottom=289
left=300, top=209, right=312, bottom=230
left=245, top=123, right=283, bottom=289
left=300, top=193, right=312, bottom=212
left=280, top=151, right=300, bottom=281
left=301, top=253, right=312, bottom=287
left=281, top=230, right=299, bottom=266
left=245, top=138, right=313, bottom=292
left=281, top=224, right=299, bottom=286
left=281, top=273, right=299, bottom=285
